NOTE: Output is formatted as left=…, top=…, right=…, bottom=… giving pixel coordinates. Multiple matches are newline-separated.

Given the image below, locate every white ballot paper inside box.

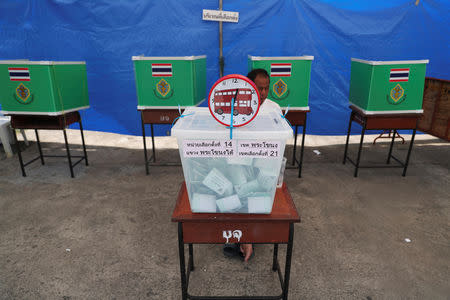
left=235, top=179, right=261, bottom=198
left=202, top=168, right=233, bottom=196
left=248, top=196, right=273, bottom=214
left=216, top=194, right=242, bottom=213
left=191, top=193, right=217, bottom=213
left=257, top=172, right=278, bottom=192
left=227, top=165, right=248, bottom=186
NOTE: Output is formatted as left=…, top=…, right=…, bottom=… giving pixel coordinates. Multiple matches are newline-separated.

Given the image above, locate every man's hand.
left=240, top=244, right=253, bottom=262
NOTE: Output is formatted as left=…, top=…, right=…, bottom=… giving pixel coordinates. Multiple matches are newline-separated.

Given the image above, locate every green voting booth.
left=0, top=60, right=89, bottom=177
left=0, top=60, right=89, bottom=115
left=349, top=58, right=429, bottom=114
left=248, top=55, right=314, bottom=110
left=132, top=55, right=206, bottom=109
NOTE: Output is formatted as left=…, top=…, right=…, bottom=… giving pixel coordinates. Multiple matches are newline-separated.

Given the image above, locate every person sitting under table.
left=223, top=68, right=282, bottom=262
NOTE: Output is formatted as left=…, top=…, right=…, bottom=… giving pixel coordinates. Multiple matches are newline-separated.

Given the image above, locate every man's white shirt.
left=258, top=98, right=282, bottom=115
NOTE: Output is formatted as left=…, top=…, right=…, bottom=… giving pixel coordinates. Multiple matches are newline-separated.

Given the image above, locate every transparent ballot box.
left=172, top=107, right=293, bottom=214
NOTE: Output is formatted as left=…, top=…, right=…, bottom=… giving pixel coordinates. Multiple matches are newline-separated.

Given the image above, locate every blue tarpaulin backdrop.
left=1, top=0, right=449, bottom=135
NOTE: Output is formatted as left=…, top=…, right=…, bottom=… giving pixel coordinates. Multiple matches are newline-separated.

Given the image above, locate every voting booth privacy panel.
left=349, top=59, right=428, bottom=114
left=132, top=56, right=206, bottom=109
left=0, top=60, right=89, bottom=115
left=248, top=56, right=314, bottom=110
left=0, top=1, right=448, bottom=135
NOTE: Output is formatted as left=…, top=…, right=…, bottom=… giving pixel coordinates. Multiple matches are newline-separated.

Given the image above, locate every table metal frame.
left=283, top=110, right=309, bottom=178
left=343, top=105, right=421, bottom=177
left=10, top=111, right=88, bottom=178
left=172, top=183, right=300, bottom=300
left=140, top=109, right=182, bottom=174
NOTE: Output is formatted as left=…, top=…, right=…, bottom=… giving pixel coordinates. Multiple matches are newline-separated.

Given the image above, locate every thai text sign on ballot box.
left=183, top=140, right=281, bottom=158
left=172, top=107, right=292, bottom=214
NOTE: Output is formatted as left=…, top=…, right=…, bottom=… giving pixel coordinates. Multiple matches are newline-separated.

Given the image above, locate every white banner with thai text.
left=202, top=9, right=239, bottom=23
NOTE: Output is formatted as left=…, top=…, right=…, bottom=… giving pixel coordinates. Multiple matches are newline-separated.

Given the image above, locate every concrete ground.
left=0, top=130, right=449, bottom=299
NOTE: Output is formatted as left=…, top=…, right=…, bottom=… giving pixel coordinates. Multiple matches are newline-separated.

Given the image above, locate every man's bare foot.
left=240, top=244, right=253, bottom=262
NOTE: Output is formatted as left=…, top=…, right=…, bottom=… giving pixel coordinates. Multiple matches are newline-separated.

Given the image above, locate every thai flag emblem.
left=152, top=64, right=172, bottom=77
left=9, top=67, right=30, bottom=81
left=389, top=68, right=409, bottom=82
left=270, top=63, right=291, bottom=77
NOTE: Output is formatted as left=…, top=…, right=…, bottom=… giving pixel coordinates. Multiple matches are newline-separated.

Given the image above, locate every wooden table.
left=139, top=108, right=183, bottom=174
left=9, top=111, right=88, bottom=178
left=284, top=109, right=309, bottom=178
left=172, top=182, right=301, bottom=300
left=343, top=105, right=422, bottom=177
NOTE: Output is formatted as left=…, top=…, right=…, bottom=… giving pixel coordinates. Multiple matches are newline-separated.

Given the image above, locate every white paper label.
left=202, top=9, right=239, bottom=23
left=183, top=139, right=280, bottom=158
left=183, top=140, right=234, bottom=158
left=237, top=140, right=281, bottom=158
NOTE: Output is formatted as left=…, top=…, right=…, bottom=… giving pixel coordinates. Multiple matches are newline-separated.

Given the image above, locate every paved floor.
left=0, top=130, right=449, bottom=299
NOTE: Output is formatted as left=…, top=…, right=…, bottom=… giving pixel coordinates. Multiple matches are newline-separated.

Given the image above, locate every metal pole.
left=402, top=128, right=417, bottom=177
left=141, top=111, right=149, bottom=175
left=35, top=129, right=45, bottom=165
left=63, top=128, right=75, bottom=178
left=387, top=129, right=396, bottom=164
left=283, top=223, right=295, bottom=300
left=354, top=122, right=366, bottom=178
left=292, top=125, right=298, bottom=166
left=298, top=114, right=307, bottom=178
left=79, top=118, right=89, bottom=166
left=219, top=0, right=224, bottom=77
left=178, top=223, right=188, bottom=300
left=343, top=111, right=354, bottom=164
left=13, top=128, right=26, bottom=177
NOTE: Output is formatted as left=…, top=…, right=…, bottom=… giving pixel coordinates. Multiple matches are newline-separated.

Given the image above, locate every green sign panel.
left=132, top=56, right=206, bottom=109
left=248, top=56, right=313, bottom=110
left=349, top=58, right=429, bottom=114
left=0, top=60, right=89, bottom=115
